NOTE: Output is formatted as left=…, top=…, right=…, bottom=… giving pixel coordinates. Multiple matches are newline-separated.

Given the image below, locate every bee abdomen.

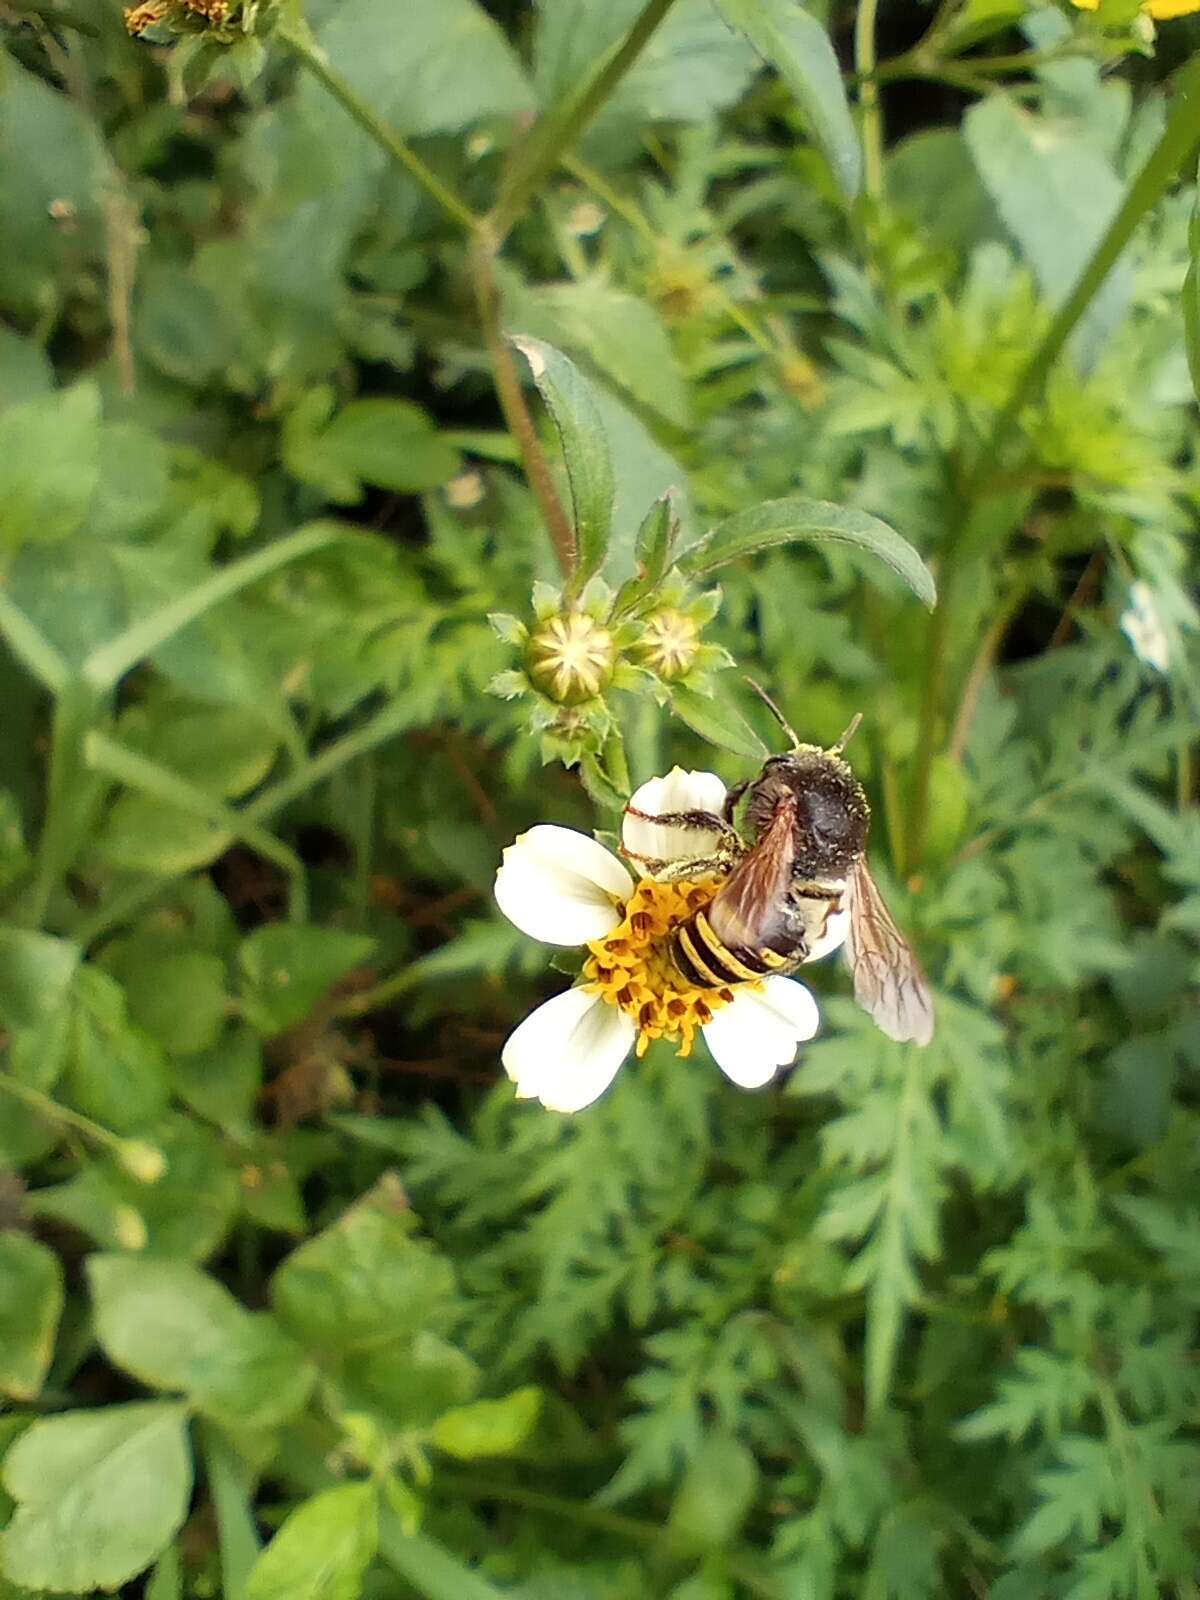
left=669, top=910, right=791, bottom=989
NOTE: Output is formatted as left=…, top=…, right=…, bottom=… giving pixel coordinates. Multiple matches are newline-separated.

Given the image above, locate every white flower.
left=493, top=767, right=845, bottom=1113
left=1120, top=581, right=1171, bottom=674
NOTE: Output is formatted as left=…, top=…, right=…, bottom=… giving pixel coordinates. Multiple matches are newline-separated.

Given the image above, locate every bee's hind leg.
left=622, top=848, right=735, bottom=884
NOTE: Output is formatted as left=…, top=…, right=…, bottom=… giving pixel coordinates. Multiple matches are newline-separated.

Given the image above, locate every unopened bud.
left=114, top=1205, right=148, bottom=1252
left=526, top=612, right=616, bottom=706
left=637, top=609, right=700, bottom=681
left=117, top=1140, right=168, bottom=1185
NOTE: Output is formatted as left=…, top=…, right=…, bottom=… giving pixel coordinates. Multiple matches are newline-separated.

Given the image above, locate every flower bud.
left=117, top=1140, right=168, bottom=1185
left=525, top=612, right=616, bottom=706
left=636, top=609, right=700, bottom=681
left=113, top=1205, right=149, bottom=1252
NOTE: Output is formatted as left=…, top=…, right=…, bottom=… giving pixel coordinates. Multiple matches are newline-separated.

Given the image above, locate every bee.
left=622, top=694, right=934, bottom=1047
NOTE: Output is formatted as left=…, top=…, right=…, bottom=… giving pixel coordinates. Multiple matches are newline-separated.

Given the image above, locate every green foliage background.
left=0, top=0, right=1198, bottom=1595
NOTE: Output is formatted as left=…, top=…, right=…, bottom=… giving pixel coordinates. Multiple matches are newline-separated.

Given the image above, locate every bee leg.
left=722, top=781, right=748, bottom=826
left=622, top=847, right=737, bottom=883
left=622, top=804, right=742, bottom=851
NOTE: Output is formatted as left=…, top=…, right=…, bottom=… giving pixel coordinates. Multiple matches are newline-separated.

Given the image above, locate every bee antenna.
left=744, top=677, right=800, bottom=749
left=829, top=713, right=863, bottom=756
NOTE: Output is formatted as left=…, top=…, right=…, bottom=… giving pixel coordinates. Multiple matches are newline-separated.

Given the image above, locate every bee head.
left=746, top=747, right=869, bottom=878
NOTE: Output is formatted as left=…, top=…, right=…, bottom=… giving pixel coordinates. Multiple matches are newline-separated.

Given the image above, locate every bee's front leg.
left=622, top=804, right=742, bottom=849
left=722, top=781, right=748, bottom=826
left=625, top=851, right=737, bottom=883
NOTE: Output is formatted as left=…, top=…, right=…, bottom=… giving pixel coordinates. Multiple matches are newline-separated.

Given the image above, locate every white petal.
left=701, top=976, right=820, bottom=1089
left=804, top=907, right=849, bottom=963
left=501, top=987, right=635, bottom=1113
left=622, top=767, right=729, bottom=869
left=494, top=825, right=633, bottom=945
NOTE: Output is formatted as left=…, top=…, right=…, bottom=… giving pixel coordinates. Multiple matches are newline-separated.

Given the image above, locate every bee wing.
left=843, top=858, right=934, bottom=1046
left=707, top=801, right=795, bottom=949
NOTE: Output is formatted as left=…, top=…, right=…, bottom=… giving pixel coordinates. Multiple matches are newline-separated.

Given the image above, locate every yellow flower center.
left=582, top=878, right=754, bottom=1059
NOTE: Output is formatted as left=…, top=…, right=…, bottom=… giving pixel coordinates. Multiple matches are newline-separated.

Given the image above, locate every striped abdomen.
left=669, top=883, right=843, bottom=990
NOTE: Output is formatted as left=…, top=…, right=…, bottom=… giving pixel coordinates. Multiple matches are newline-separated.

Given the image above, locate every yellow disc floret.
left=582, top=878, right=755, bottom=1058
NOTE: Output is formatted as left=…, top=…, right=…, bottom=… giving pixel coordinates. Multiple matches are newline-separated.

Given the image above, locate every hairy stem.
left=471, top=228, right=577, bottom=579
left=279, top=23, right=478, bottom=231
left=490, top=0, right=679, bottom=241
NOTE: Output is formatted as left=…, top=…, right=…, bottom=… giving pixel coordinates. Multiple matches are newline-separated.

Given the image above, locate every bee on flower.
left=493, top=768, right=842, bottom=1113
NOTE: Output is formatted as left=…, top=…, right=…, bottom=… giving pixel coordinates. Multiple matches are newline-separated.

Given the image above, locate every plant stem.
left=0, top=1073, right=125, bottom=1155
left=470, top=228, right=577, bottom=580
left=278, top=23, right=479, bottom=232
left=27, top=678, right=106, bottom=929
left=854, top=0, right=885, bottom=200
left=490, top=0, right=679, bottom=242
left=438, top=1472, right=784, bottom=1600
left=906, top=53, right=1200, bottom=869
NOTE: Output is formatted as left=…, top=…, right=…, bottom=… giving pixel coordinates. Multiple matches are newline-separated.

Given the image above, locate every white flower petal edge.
left=622, top=766, right=729, bottom=869
left=494, top=825, right=633, bottom=946
left=701, top=976, right=820, bottom=1089
left=501, top=986, right=636, bottom=1113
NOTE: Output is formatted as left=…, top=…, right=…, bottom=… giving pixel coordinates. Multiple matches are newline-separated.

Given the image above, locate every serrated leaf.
left=1, top=1401, right=192, bottom=1593
left=714, top=0, right=862, bottom=198
left=510, top=336, right=614, bottom=589
left=676, top=498, right=936, bottom=607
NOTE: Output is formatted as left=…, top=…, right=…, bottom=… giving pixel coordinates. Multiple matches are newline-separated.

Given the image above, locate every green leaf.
left=311, top=0, right=533, bottom=141
left=378, top=1517, right=508, bottom=1600
left=613, top=492, right=682, bottom=615
left=284, top=393, right=461, bottom=505
left=510, top=336, right=614, bottom=589
left=0, top=326, right=52, bottom=408
left=88, top=1256, right=315, bottom=1431
left=172, top=1027, right=263, bottom=1135
left=676, top=497, right=936, bottom=608
left=0, top=928, right=79, bottom=1034
left=0, top=1401, right=192, bottom=1593
left=238, top=925, right=375, bottom=1037
left=963, top=94, right=1130, bottom=371
left=669, top=683, right=768, bottom=760
left=0, top=383, right=100, bottom=550
left=668, top=1433, right=758, bottom=1550
left=1184, top=171, right=1200, bottom=408
left=246, top=1482, right=378, bottom=1600
left=111, top=945, right=229, bottom=1058
left=0, top=1233, right=64, bottom=1401
left=531, top=282, right=690, bottom=428
left=271, top=1173, right=455, bottom=1355
left=62, top=967, right=170, bottom=1135
left=714, top=0, right=862, bottom=199
left=0, top=61, right=104, bottom=316
left=430, top=1387, right=542, bottom=1459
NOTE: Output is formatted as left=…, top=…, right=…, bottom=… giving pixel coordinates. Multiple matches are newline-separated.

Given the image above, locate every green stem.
left=906, top=53, right=1200, bottom=869
left=490, top=0, right=679, bottom=241
left=854, top=0, right=885, bottom=200
left=470, top=229, right=577, bottom=580
left=0, top=1072, right=125, bottom=1155
left=27, top=678, right=106, bottom=928
left=71, top=692, right=425, bottom=949
left=437, top=1472, right=785, bottom=1600
left=84, top=732, right=309, bottom=921
left=0, top=590, right=70, bottom=694
left=278, top=23, right=478, bottom=232
left=83, top=523, right=349, bottom=692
